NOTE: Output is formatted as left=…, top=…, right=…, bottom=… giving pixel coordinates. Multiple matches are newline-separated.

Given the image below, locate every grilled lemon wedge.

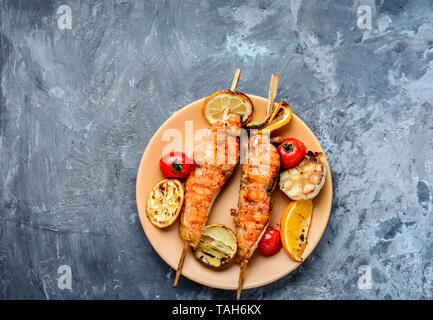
left=259, top=101, right=292, bottom=133
left=146, top=179, right=184, bottom=228
left=193, top=224, right=237, bottom=268
left=279, top=152, right=326, bottom=200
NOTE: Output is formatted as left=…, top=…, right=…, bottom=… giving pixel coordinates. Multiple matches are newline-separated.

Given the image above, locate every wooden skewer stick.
left=173, top=242, right=189, bottom=287
left=230, top=68, right=241, bottom=92
left=266, top=73, right=279, bottom=118
left=236, top=261, right=247, bottom=300
left=236, top=73, right=279, bottom=300
left=173, top=68, right=242, bottom=288
left=223, top=68, right=242, bottom=118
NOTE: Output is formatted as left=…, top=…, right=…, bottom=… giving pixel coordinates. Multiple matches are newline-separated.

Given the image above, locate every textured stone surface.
left=1, top=0, right=432, bottom=299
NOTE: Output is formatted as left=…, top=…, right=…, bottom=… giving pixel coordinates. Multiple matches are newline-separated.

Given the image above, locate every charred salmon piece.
left=173, top=68, right=244, bottom=288
left=234, top=133, right=280, bottom=262
left=234, top=73, right=280, bottom=300
left=233, top=133, right=280, bottom=299
left=180, top=113, right=241, bottom=249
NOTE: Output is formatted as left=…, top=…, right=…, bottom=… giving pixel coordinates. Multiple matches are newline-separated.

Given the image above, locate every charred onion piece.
left=193, top=224, right=237, bottom=268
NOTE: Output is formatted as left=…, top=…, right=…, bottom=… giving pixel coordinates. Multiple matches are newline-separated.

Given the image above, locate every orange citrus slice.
left=280, top=199, right=313, bottom=262
left=260, top=101, right=292, bottom=133
left=202, top=90, right=254, bottom=125
left=146, top=179, right=184, bottom=228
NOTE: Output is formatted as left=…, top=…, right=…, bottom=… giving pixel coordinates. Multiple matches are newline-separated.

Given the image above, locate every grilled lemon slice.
left=146, top=179, right=184, bottom=228
left=193, top=224, right=237, bottom=268
left=279, top=152, right=326, bottom=200
left=202, top=90, right=254, bottom=125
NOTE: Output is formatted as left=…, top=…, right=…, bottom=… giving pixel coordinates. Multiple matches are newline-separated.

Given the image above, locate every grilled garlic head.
left=279, top=152, right=326, bottom=200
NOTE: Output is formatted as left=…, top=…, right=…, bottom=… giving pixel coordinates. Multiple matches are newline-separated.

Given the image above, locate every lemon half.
left=146, top=179, right=184, bottom=228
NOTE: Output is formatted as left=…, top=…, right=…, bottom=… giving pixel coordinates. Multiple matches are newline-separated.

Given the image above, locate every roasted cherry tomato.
left=277, top=138, right=307, bottom=169
left=258, top=227, right=281, bottom=255
left=159, top=152, right=193, bottom=179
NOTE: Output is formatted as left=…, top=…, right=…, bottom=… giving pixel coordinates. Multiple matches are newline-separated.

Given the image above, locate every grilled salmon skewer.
left=234, top=74, right=281, bottom=299
left=173, top=69, right=243, bottom=287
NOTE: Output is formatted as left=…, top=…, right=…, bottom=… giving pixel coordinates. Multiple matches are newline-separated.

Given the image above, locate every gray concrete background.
left=1, top=0, right=432, bottom=299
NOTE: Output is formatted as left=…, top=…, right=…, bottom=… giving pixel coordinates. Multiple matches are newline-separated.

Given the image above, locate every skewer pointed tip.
left=173, top=242, right=189, bottom=288
left=236, top=261, right=248, bottom=300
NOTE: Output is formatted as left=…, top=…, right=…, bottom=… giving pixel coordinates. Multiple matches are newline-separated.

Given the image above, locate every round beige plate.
left=136, top=95, right=333, bottom=290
